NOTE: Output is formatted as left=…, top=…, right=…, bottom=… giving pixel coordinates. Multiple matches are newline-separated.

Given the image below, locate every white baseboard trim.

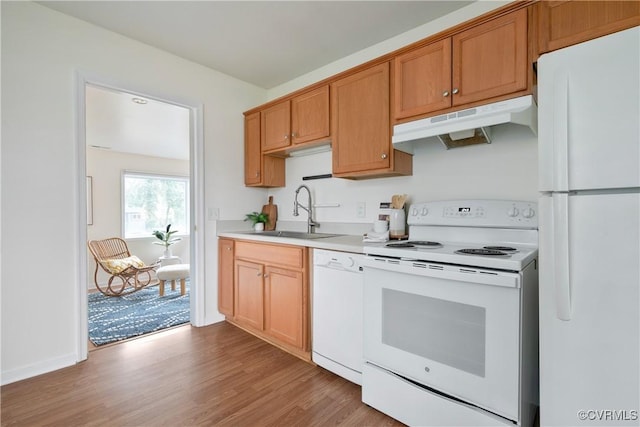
left=1, top=352, right=78, bottom=386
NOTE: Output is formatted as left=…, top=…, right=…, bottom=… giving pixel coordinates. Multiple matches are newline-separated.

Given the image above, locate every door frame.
left=75, top=71, right=205, bottom=361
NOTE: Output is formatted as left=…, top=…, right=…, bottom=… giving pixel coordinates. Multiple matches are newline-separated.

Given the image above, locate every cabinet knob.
left=255, top=171, right=260, bottom=177
left=452, top=88, right=459, bottom=95
left=443, top=90, right=450, bottom=97
left=381, top=153, right=388, bottom=159
left=284, top=135, right=289, bottom=140
left=226, top=247, right=231, bottom=251
left=263, top=274, right=269, bottom=278
left=291, top=132, right=297, bottom=138
left=256, top=272, right=262, bottom=276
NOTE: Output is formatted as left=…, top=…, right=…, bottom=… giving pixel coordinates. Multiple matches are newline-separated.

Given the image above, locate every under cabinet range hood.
left=392, top=95, right=537, bottom=150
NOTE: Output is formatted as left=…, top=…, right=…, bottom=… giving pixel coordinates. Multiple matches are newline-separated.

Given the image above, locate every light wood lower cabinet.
left=234, top=259, right=264, bottom=330
left=228, top=240, right=309, bottom=360
left=264, top=266, right=304, bottom=349
left=217, top=238, right=235, bottom=317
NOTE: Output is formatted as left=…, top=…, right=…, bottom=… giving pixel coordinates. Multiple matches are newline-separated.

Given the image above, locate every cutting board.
left=261, top=196, right=278, bottom=231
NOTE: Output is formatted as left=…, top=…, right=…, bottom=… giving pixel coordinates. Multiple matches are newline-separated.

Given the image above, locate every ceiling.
left=86, top=85, right=191, bottom=160
left=39, top=1, right=473, bottom=89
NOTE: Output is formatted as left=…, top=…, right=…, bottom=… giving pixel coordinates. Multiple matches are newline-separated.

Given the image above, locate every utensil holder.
left=389, top=209, right=406, bottom=238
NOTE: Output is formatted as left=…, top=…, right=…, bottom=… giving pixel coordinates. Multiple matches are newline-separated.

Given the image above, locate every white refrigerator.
left=538, top=27, right=640, bottom=426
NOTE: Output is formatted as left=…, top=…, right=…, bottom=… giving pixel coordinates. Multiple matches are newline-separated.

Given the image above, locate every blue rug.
left=88, top=281, right=190, bottom=346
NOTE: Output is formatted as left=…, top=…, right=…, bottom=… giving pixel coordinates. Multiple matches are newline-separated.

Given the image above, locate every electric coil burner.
left=455, top=248, right=510, bottom=256
left=386, top=241, right=442, bottom=248
left=484, top=246, right=518, bottom=252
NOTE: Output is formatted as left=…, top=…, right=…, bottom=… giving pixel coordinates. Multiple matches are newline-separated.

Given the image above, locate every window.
left=123, top=172, right=189, bottom=239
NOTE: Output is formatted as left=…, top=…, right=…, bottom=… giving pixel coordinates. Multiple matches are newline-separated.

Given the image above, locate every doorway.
left=76, top=76, right=205, bottom=358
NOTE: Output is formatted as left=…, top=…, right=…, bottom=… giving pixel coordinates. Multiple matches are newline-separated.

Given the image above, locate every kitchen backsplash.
left=263, top=122, right=538, bottom=226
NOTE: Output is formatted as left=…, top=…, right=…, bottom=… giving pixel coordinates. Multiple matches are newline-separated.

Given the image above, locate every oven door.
left=363, top=257, right=521, bottom=421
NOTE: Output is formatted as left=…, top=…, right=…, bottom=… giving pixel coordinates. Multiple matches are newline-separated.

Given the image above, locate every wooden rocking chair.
left=88, top=237, right=160, bottom=296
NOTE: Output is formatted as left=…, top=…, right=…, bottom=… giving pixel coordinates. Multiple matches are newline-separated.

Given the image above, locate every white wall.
left=86, top=148, right=190, bottom=289
left=267, top=125, right=537, bottom=228
left=1, top=1, right=266, bottom=384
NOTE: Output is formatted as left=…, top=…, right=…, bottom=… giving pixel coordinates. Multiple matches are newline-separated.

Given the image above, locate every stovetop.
left=364, top=200, right=539, bottom=271
left=363, top=239, right=537, bottom=271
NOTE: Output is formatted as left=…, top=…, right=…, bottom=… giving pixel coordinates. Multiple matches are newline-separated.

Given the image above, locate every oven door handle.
left=363, top=259, right=521, bottom=288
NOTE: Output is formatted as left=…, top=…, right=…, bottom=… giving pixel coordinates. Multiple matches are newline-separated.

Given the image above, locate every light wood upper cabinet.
left=244, top=112, right=262, bottom=186
left=261, top=101, right=291, bottom=152
left=452, top=9, right=528, bottom=106
left=291, top=85, right=330, bottom=145
left=244, top=112, right=285, bottom=188
left=217, top=238, right=234, bottom=317
left=536, top=0, right=640, bottom=54
left=332, top=62, right=412, bottom=178
left=393, top=8, right=529, bottom=121
left=260, top=85, right=330, bottom=155
left=332, top=62, right=390, bottom=175
left=394, top=39, right=452, bottom=119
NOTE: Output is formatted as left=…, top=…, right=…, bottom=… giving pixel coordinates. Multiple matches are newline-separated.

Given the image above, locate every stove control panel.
left=407, top=200, right=537, bottom=228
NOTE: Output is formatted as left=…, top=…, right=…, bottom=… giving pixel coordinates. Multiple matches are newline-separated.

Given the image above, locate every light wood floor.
left=1, top=322, right=404, bottom=426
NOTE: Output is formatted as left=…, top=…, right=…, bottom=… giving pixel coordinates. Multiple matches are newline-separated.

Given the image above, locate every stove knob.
left=522, top=207, right=536, bottom=218
left=345, top=257, right=355, bottom=268
left=421, top=207, right=429, bottom=216
left=507, top=206, right=519, bottom=217
left=411, top=207, right=419, bottom=217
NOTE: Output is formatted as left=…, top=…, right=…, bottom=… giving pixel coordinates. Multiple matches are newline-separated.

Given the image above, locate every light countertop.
left=217, top=230, right=372, bottom=254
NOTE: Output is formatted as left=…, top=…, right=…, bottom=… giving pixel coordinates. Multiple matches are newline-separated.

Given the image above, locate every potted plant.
left=245, top=211, right=269, bottom=232
left=152, top=224, right=182, bottom=258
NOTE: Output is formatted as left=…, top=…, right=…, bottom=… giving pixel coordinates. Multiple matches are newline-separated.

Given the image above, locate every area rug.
left=88, top=281, right=190, bottom=346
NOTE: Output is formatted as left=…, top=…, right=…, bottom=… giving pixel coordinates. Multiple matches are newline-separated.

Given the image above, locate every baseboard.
left=1, top=352, right=78, bottom=386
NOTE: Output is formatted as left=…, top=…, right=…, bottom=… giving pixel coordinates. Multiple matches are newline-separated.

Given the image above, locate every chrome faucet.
left=293, top=184, right=320, bottom=233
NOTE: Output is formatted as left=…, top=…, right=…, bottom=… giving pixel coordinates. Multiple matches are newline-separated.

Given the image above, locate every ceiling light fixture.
left=131, top=97, right=148, bottom=104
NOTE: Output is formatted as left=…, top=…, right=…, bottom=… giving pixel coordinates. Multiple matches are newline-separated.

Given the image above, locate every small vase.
left=254, top=222, right=264, bottom=232
left=163, top=247, right=173, bottom=258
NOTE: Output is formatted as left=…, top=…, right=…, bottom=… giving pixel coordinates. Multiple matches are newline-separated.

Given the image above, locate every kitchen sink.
left=255, top=230, right=343, bottom=239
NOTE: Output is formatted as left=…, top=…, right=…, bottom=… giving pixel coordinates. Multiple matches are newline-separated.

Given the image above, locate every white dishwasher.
left=312, top=248, right=364, bottom=385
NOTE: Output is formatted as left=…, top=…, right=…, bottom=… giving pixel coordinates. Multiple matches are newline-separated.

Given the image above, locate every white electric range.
left=361, top=199, right=539, bottom=427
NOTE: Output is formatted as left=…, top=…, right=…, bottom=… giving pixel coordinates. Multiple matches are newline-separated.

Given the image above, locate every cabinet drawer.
left=235, top=241, right=304, bottom=269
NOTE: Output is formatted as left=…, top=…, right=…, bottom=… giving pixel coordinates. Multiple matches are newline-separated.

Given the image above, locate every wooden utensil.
left=261, top=196, right=278, bottom=231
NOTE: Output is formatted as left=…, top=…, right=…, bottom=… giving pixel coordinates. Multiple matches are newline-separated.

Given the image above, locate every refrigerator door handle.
left=553, top=74, right=570, bottom=192
left=553, top=193, right=572, bottom=320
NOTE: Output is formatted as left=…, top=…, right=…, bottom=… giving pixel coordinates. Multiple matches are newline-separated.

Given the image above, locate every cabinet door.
left=452, top=9, right=528, bottom=106
left=393, top=39, right=452, bottom=120
left=537, top=0, right=640, bottom=54
left=244, top=112, right=285, bottom=188
left=261, top=100, right=291, bottom=152
left=331, top=62, right=391, bottom=175
left=217, top=238, right=234, bottom=317
left=291, top=85, right=330, bottom=145
left=264, top=266, right=304, bottom=349
left=234, top=260, right=264, bottom=330
left=244, top=112, right=262, bottom=186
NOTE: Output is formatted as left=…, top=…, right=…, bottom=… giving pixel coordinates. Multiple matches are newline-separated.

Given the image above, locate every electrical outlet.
left=356, top=202, right=366, bottom=218
left=208, top=207, right=220, bottom=221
